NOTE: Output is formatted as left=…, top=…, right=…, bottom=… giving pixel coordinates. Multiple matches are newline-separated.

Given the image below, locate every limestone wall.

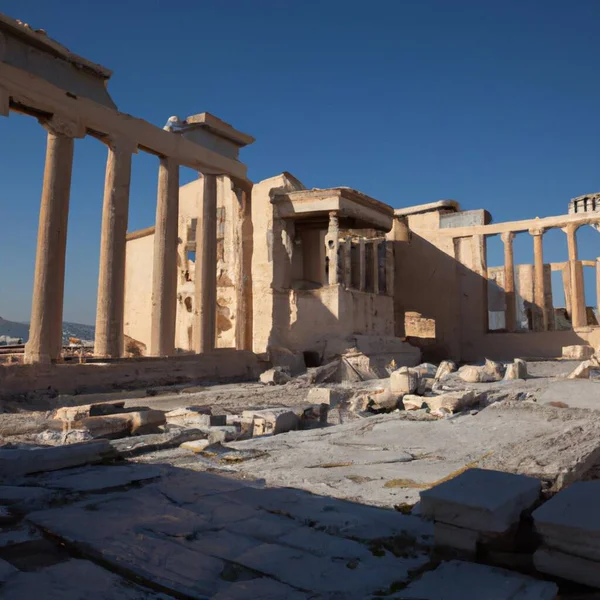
left=124, top=232, right=154, bottom=349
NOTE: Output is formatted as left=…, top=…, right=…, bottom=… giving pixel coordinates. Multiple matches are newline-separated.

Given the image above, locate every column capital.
left=500, top=231, right=515, bottom=244
left=40, top=115, right=86, bottom=139
left=529, top=227, right=545, bottom=237
left=561, top=222, right=580, bottom=235
left=104, top=135, right=138, bottom=155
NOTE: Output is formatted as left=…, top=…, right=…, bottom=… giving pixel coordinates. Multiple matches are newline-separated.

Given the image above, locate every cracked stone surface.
left=3, top=463, right=432, bottom=599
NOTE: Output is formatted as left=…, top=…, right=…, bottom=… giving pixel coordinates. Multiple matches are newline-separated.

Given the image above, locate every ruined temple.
left=0, top=12, right=599, bottom=391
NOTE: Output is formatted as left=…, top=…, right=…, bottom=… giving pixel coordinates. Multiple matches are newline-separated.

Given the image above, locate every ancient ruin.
left=2, top=12, right=600, bottom=600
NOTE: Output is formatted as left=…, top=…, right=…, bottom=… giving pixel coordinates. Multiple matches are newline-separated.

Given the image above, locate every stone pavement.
left=0, top=460, right=434, bottom=599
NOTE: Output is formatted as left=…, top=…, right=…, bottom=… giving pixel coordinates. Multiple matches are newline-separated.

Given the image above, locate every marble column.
left=325, top=211, right=340, bottom=285
left=234, top=185, right=253, bottom=351
left=94, top=138, right=135, bottom=358
left=25, top=118, right=82, bottom=364
left=359, top=238, right=366, bottom=291
left=562, top=262, right=572, bottom=318
left=385, top=241, right=395, bottom=296
left=149, top=157, right=179, bottom=356
left=343, top=238, right=352, bottom=288
left=194, top=174, right=218, bottom=353
left=501, top=232, right=516, bottom=331
left=372, top=240, right=380, bottom=295
left=530, top=228, right=547, bottom=331
left=564, top=224, right=585, bottom=328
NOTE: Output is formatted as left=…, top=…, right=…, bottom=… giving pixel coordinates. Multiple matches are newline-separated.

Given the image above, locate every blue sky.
left=0, top=0, right=598, bottom=324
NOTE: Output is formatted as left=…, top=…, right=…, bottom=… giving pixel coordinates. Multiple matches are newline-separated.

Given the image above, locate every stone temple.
left=3, top=13, right=600, bottom=599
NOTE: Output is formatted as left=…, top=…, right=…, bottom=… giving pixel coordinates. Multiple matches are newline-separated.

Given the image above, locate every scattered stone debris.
left=259, top=366, right=291, bottom=385
left=562, top=344, right=594, bottom=360
left=435, top=360, right=457, bottom=380
left=504, top=358, right=528, bottom=380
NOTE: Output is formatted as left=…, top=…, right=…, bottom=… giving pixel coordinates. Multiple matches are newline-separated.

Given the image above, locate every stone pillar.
left=359, top=238, right=366, bottom=291
left=385, top=241, right=394, bottom=296
left=501, top=232, right=516, bottom=331
left=325, top=211, right=340, bottom=285
left=530, top=228, right=547, bottom=331
left=149, top=157, right=179, bottom=356
left=94, top=138, right=135, bottom=358
left=564, top=224, right=585, bottom=328
left=194, top=174, right=218, bottom=353
left=234, top=185, right=253, bottom=351
left=343, top=238, right=352, bottom=288
left=372, top=240, right=380, bottom=295
left=562, top=262, right=572, bottom=318
left=25, top=118, right=82, bottom=364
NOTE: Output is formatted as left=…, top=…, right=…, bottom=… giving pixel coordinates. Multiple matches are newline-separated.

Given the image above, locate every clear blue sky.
left=0, top=0, right=598, bottom=324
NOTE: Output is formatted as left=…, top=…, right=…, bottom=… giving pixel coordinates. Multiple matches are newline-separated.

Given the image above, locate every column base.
left=23, top=345, right=52, bottom=365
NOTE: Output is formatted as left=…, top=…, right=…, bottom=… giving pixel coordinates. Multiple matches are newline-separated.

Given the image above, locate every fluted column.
left=94, top=138, right=136, bottom=358
left=385, top=241, right=394, bottom=296
left=530, top=228, right=547, bottom=331
left=564, top=224, right=585, bottom=328
left=235, top=185, right=253, bottom=351
left=25, top=117, right=83, bottom=364
left=342, top=238, right=352, bottom=288
left=325, top=211, right=340, bottom=285
left=149, top=157, right=179, bottom=356
left=372, top=240, right=380, bottom=294
left=501, top=232, right=516, bottom=331
left=194, top=174, right=218, bottom=353
left=359, top=238, right=366, bottom=291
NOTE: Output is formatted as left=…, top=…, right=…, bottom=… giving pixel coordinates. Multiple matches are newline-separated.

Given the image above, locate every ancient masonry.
left=3, top=13, right=600, bottom=600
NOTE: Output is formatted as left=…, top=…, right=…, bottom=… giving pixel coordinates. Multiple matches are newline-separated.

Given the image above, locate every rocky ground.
left=1, top=356, right=600, bottom=597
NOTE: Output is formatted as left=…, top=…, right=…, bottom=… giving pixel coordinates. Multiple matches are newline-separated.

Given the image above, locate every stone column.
left=530, top=228, right=547, bottom=331
left=359, top=238, right=366, bottom=291
left=325, top=211, right=340, bottom=285
left=501, top=231, right=516, bottom=331
left=149, top=157, right=179, bottom=356
left=194, top=174, right=218, bottom=353
left=25, top=117, right=82, bottom=364
left=372, top=240, right=380, bottom=295
left=234, top=185, right=253, bottom=351
left=94, top=138, right=135, bottom=358
left=385, top=241, right=394, bottom=296
left=564, top=224, right=585, bottom=328
left=562, top=262, right=572, bottom=318
left=343, top=238, right=352, bottom=288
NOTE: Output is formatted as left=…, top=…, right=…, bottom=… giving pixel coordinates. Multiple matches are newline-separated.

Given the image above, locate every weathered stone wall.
left=0, top=350, right=260, bottom=399
left=124, top=232, right=154, bottom=348
left=251, top=173, right=306, bottom=354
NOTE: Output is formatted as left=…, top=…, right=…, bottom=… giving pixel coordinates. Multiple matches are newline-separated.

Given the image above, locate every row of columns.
left=324, top=211, right=393, bottom=295
left=24, top=116, right=222, bottom=364
left=500, top=224, right=587, bottom=332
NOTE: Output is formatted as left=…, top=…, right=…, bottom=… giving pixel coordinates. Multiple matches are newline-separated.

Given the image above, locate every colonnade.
left=325, top=211, right=394, bottom=296
left=23, top=116, right=227, bottom=364
left=499, top=224, right=588, bottom=331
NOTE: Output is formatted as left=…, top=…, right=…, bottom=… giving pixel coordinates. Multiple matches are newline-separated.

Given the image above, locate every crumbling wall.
left=251, top=173, right=306, bottom=354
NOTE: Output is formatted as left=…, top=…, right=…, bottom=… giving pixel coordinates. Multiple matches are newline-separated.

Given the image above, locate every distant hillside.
left=0, top=317, right=28, bottom=342
left=0, top=317, right=95, bottom=344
